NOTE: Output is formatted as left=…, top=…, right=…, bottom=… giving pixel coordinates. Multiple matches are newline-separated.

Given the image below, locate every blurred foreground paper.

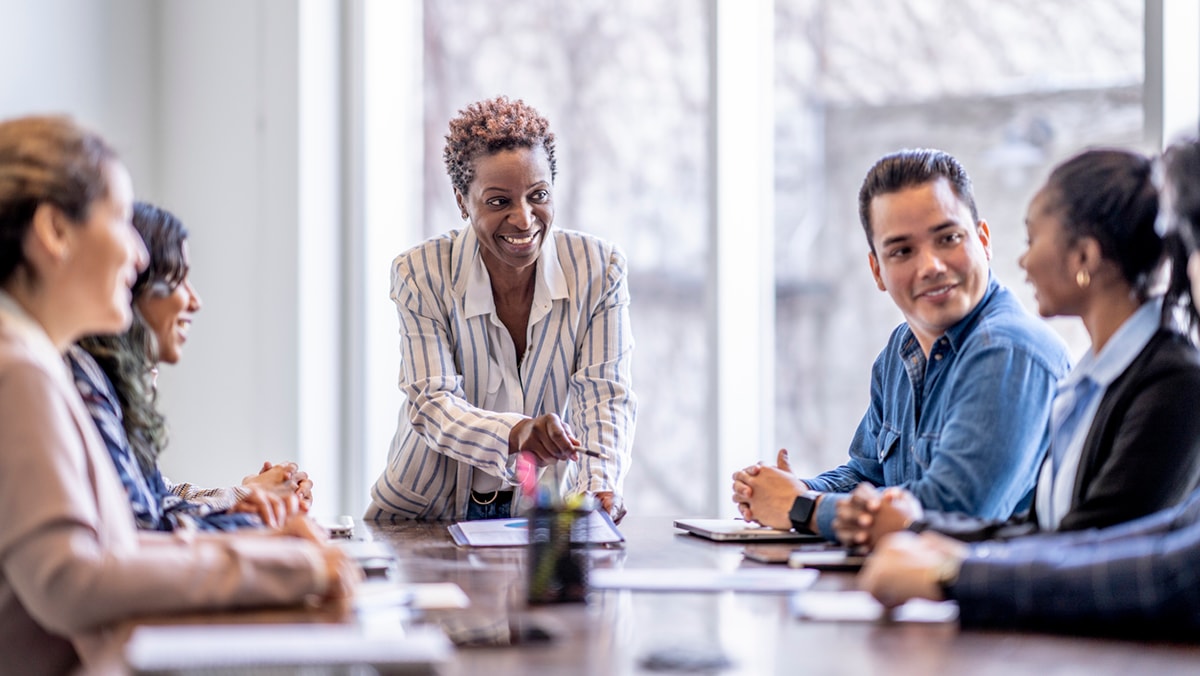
left=353, top=581, right=470, bottom=611
left=791, top=590, right=959, bottom=623
left=125, top=623, right=451, bottom=672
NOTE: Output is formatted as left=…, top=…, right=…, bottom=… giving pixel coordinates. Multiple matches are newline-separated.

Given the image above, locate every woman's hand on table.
left=244, top=461, right=314, bottom=510
left=595, top=491, right=627, bottom=524
left=230, top=487, right=298, bottom=527
left=858, top=531, right=967, bottom=607
left=509, top=413, right=580, bottom=465
left=319, top=546, right=362, bottom=602
left=279, top=514, right=330, bottom=544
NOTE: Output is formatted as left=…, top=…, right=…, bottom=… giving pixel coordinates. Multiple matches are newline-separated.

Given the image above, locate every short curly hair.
left=443, top=96, right=557, bottom=196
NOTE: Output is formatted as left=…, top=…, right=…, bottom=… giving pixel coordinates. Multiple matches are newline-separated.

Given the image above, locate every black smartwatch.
left=788, top=491, right=821, bottom=534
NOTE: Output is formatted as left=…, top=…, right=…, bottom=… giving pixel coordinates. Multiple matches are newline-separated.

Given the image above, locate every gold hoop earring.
left=1075, top=269, right=1091, bottom=289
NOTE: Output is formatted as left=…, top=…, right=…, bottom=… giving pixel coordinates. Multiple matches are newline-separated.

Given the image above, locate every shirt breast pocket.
left=876, top=426, right=901, bottom=464
left=478, top=358, right=504, bottom=410
left=877, top=427, right=906, bottom=485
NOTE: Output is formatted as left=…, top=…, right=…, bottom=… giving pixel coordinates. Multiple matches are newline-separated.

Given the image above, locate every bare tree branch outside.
left=420, top=0, right=1144, bottom=514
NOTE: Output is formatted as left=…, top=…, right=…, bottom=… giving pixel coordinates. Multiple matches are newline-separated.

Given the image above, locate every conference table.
left=119, top=515, right=1200, bottom=674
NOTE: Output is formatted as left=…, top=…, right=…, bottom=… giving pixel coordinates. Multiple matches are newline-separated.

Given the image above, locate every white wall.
left=0, top=0, right=158, bottom=196
left=155, top=0, right=344, bottom=516
left=1, top=0, right=346, bottom=516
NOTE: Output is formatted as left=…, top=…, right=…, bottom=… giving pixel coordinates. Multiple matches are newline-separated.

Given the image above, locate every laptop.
left=673, top=518, right=826, bottom=543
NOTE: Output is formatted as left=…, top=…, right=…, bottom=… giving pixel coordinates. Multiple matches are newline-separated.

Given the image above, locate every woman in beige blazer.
left=0, top=115, right=357, bottom=675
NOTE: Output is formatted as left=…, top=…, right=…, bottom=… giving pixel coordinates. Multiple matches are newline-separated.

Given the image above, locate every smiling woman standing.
left=367, top=96, right=637, bottom=522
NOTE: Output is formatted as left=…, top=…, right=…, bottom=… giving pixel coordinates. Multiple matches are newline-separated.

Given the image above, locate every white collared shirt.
left=462, top=234, right=569, bottom=493
left=1037, top=299, right=1162, bottom=530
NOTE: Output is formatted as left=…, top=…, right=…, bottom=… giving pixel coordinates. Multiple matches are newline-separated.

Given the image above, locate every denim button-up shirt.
left=804, top=275, right=1071, bottom=539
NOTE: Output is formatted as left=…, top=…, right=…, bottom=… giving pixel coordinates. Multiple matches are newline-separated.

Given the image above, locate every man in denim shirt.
left=733, top=149, right=1071, bottom=542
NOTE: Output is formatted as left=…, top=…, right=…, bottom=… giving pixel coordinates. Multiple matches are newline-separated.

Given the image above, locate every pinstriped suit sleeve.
left=565, top=240, right=636, bottom=495
left=950, top=490, right=1200, bottom=637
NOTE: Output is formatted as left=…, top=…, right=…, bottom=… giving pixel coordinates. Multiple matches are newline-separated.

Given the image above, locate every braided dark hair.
left=1160, top=139, right=1200, bottom=335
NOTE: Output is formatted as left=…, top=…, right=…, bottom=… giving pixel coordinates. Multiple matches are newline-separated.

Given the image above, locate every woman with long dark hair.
left=71, top=202, right=311, bottom=531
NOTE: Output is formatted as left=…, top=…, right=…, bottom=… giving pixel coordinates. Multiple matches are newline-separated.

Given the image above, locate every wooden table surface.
left=363, top=516, right=1200, bottom=675
left=119, top=515, right=1200, bottom=675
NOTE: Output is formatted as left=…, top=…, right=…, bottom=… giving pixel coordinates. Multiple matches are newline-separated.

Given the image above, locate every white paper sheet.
left=791, top=590, right=959, bottom=623
left=589, top=567, right=819, bottom=593
left=353, top=581, right=471, bottom=611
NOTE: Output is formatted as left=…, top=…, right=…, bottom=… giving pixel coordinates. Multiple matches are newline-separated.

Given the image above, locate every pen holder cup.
left=526, top=506, right=590, bottom=604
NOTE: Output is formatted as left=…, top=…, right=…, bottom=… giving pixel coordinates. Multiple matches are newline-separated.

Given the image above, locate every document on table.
left=791, top=590, right=959, bottom=623
left=124, top=623, right=453, bottom=672
left=589, top=567, right=819, bottom=593
left=353, top=581, right=471, bottom=611
left=448, top=509, right=624, bottom=547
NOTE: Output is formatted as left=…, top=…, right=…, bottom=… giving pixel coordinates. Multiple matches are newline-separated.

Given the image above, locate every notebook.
left=448, top=509, right=625, bottom=547
left=672, top=518, right=826, bottom=543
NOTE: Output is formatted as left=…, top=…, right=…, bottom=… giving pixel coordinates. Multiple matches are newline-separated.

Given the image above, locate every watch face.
left=789, top=495, right=817, bottom=530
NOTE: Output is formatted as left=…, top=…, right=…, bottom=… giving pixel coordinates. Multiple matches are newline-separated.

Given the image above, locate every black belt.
left=470, top=489, right=514, bottom=505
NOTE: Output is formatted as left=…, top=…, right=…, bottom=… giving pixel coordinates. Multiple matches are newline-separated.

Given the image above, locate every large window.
left=772, top=0, right=1146, bottom=478
left=360, top=0, right=1155, bottom=516
left=420, top=0, right=712, bottom=515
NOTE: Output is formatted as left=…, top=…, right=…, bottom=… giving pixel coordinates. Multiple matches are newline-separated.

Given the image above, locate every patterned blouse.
left=66, top=346, right=259, bottom=532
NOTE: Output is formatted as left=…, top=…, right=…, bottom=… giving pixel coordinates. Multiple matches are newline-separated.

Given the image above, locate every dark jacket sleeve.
left=950, top=492, right=1200, bottom=639
left=1059, top=331, right=1200, bottom=531
left=909, top=509, right=1040, bottom=542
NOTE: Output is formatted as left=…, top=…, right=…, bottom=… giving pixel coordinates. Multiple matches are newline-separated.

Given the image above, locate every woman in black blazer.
left=835, top=147, right=1200, bottom=548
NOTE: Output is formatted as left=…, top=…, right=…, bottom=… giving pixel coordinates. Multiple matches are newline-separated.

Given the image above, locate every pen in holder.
left=518, top=451, right=594, bottom=604
left=526, top=491, right=594, bottom=605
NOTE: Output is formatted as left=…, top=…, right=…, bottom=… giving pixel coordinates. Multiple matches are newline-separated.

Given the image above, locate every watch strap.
left=788, top=491, right=821, bottom=533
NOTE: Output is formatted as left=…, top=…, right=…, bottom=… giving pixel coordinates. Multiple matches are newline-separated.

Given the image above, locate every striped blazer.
left=366, top=227, right=637, bottom=520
